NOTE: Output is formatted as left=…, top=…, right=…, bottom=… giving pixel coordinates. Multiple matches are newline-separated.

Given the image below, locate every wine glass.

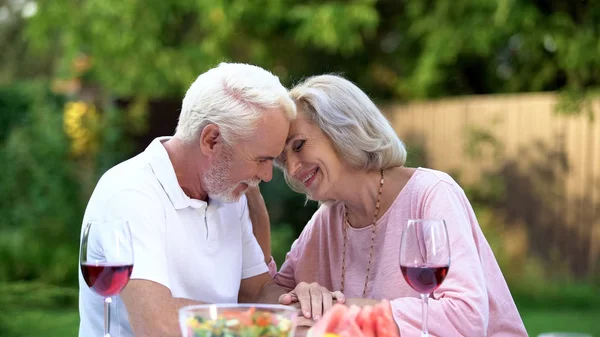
left=399, top=219, right=450, bottom=337
left=80, top=220, right=134, bottom=337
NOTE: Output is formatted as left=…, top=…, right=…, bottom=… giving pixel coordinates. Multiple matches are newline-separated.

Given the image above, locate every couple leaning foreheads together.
left=78, top=62, right=528, bottom=337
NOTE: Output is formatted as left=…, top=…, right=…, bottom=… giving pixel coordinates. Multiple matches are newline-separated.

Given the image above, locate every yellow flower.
left=63, top=100, right=98, bottom=156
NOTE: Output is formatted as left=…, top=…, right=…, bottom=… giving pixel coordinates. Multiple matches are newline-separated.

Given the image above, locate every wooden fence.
left=382, top=93, right=600, bottom=279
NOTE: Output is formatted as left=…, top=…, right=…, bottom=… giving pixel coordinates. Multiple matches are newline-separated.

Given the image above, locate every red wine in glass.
left=400, top=264, right=449, bottom=294
left=81, top=263, right=133, bottom=297
left=80, top=220, right=133, bottom=337
left=399, top=219, right=450, bottom=337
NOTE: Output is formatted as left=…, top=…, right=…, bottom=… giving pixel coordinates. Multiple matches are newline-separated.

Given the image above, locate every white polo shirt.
left=78, top=137, right=268, bottom=337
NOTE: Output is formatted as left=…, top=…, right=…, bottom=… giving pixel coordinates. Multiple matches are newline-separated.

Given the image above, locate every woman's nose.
left=286, top=154, right=301, bottom=177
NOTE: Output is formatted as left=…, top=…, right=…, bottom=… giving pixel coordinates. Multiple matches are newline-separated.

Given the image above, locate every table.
left=295, top=326, right=309, bottom=337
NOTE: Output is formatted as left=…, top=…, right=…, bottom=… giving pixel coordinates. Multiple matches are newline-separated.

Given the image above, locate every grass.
left=522, top=309, right=600, bottom=336
left=0, top=282, right=79, bottom=337
left=511, top=280, right=600, bottom=336
left=0, top=309, right=79, bottom=337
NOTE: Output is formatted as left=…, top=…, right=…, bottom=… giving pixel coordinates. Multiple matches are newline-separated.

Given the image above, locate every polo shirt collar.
left=146, top=137, right=223, bottom=211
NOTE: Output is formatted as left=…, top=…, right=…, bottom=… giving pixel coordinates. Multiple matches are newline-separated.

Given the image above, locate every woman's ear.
left=199, top=124, right=222, bottom=157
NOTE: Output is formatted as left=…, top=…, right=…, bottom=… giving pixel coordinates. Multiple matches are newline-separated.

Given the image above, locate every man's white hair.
left=279, top=75, right=406, bottom=194
left=175, top=62, right=295, bottom=144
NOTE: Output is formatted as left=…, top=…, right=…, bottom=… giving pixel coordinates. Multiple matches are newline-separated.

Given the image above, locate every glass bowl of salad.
left=179, top=303, right=298, bottom=337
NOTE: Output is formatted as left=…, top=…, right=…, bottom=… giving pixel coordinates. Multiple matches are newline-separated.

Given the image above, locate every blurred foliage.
left=0, top=82, right=78, bottom=285
left=0, top=282, right=79, bottom=337
left=0, top=0, right=53, bottom=84
left=23, top=0, right=379, bottom=98
left=0, top=0, right=592, bottom=119
left=261, top=170, right=318, bottom=265
left=0, top=81, right=131, bottom=287
left=0, top=282, right=78, bottom=310
left=0, top=83, right=31, bottom=142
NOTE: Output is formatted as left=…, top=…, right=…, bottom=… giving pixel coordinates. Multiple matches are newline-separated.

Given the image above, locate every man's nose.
left=258, top=161, right=274, bottom=182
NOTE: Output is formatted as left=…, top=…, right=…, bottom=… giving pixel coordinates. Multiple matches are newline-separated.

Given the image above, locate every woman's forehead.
left=289, top=112, right=312, bottom=133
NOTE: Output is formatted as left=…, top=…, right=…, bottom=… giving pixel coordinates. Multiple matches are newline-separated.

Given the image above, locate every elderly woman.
left=263, top=75, right=527, bottom=336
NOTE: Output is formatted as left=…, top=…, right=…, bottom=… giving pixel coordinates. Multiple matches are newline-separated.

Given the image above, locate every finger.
left=332, top=291, right=346, bottom=304
left=295, top=283, right=312, bottom=318
left=322, top=288, right=333, bottom=313
left=309, top=284, right=323, bottom=320
left=278, top=293, right=293, bottom=305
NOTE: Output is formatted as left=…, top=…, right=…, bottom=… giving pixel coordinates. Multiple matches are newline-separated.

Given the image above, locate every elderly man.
left=78, top=63, right=342, bottom=337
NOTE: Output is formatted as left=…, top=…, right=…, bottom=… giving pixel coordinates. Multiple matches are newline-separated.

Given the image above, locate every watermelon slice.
left=356, top=305, right=375, bottom=337
left=376, top=300, right=400, bottom=337
left=309, top=300, right=399, bottom=337
left=309, top=304, right=348, bottom=337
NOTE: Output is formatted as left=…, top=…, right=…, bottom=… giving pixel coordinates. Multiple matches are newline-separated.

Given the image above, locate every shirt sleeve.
left=238, top=195, right=269, bottom=279
left=272, top=239, right=302, bottom=292
left=272, top=212, right=320, bottom=292
left=390, top=181, right=490, bottom=337
left=101, top=189, right=171, bottom=290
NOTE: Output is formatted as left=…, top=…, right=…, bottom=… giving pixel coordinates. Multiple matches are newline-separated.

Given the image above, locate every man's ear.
left=199, top=124, right=222, bottom=156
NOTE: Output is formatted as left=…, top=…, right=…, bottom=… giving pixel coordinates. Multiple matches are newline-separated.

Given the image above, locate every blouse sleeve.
left=390, top=181, right=490, bottom=337
left=272, top=213, right=321, bottom=292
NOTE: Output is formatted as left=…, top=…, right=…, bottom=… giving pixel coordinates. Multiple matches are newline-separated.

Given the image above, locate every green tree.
left=24, top=0, right=378, bottom=98
left=20, top=0, right=600, bottom=111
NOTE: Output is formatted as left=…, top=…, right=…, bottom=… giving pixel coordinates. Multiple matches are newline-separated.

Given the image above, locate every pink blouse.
left=269, top=168, right=527, bottom=336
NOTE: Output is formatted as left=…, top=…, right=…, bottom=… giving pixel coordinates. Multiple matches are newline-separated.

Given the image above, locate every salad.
left=184, top=306, right=294, bottom=337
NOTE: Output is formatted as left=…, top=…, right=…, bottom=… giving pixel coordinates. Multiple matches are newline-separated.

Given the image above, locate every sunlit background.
left=1, top=0, right=599, bottom=336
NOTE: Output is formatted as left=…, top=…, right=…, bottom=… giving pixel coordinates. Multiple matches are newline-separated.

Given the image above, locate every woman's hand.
left=278, top=282, right=346, bottom=320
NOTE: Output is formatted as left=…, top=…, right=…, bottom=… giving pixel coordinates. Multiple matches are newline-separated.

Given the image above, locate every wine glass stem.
left=104, top=297, right=112, bottom=337
left=421, top=293, right=429, bottom=337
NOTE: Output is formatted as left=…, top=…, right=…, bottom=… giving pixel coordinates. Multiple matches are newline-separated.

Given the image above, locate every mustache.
left=243, top=179, right=261, bottom=188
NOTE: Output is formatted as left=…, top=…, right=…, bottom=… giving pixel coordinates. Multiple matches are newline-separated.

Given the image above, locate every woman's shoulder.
left=409, top=167, right=462, bottom=191
left=392, top=167, right=466, bottom=207
left=310, top=201, right=344, bottom=226
left=298, top=201, right=344, bottom=237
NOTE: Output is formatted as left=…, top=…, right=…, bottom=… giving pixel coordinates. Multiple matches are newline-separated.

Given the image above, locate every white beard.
left=203, top=147, right=260, bottom=203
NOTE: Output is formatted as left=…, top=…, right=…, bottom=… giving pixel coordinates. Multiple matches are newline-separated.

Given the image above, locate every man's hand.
left=278, top=282, right=345, bottom=320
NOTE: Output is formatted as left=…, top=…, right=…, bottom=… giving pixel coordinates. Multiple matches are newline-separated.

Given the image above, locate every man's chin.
left=208, top=183, right=253, bottom=203
left=208, top=194, right=237, bottom=203
left=208, top=190, right=243, bottom=204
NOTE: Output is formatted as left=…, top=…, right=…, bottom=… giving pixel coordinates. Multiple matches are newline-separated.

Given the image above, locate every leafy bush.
left=0, top=82, right=130, bottom=286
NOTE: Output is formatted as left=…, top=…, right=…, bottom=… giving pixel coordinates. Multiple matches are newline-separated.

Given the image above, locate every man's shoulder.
left=91, top=152, right=164, bottom=203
